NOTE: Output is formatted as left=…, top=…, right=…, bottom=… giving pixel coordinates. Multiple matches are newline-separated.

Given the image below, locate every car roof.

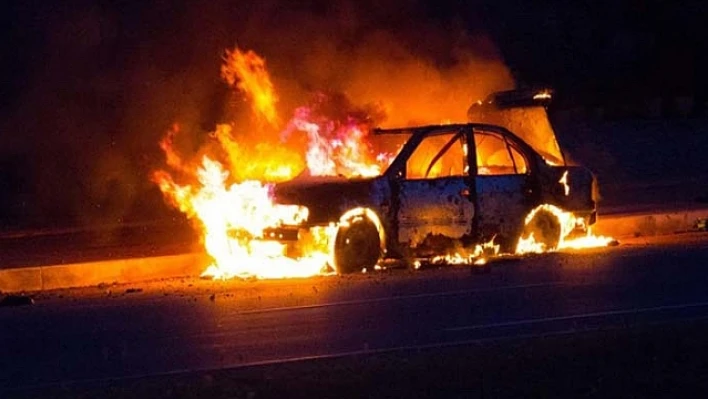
left=372, top=123, right=510, bottom=136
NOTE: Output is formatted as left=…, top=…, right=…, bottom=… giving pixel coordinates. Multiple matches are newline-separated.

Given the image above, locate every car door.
left=395, top=129, right=475, bottom=247
left=472, top=128, right=533, bottom=247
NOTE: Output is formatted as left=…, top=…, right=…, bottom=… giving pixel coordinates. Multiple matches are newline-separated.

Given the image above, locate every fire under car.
left=273, top=89, right=599, bottom=273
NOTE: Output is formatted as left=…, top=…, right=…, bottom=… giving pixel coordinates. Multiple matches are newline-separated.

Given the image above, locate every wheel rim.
left=334, top=216, right=381, bottom=274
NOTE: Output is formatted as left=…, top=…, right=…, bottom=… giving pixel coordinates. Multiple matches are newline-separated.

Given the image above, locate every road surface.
left=2, top=233, right=708, bottom=396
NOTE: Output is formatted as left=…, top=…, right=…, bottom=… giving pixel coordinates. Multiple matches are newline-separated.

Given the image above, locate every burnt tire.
left=334, top=216, right=381, bottom=274
left=521, top=208, right=561, bottom=251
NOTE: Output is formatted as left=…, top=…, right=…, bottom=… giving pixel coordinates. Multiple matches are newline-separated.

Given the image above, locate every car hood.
left=274, top=176, right=381, bottom=225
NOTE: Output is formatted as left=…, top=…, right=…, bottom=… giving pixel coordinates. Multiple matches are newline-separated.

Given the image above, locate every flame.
left=284, top=103, right=394, bottom=178
left=221, top=48, right=280, bottom=127
left=559, top=171, right=570, bottom=196
left=153, top=47, right=398, bottom=279
left=153, top=156, right=331, bottom=279
left=532, top=90, right=552, bottom=101
left=515, top=204, right=614, bottom=255
left=213, top=124, right=303, bottom=182
left=430, top=237, right=500, bottom=265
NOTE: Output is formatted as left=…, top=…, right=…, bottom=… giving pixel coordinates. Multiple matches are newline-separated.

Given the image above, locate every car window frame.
left=472, top=128, right=530, bottom=176
left=402, top=129, right=469, bottom=181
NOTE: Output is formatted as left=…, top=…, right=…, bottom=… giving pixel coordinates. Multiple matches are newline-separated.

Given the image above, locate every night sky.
left=0, top=0, right=706, bottom=229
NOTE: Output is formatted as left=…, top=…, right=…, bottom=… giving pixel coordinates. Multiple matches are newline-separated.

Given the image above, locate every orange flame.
left=212, top=124, right=303, bottom=182
left=559, top=171, right=570, bottom=196
left=153, top=154, right=330, bottom=279
left=221, top=48, right=280, bottom=127
left=515, top=204, right=614, bottom=254
left=153, top=47, right=395, bottom=279
left=429, top=237, right=500, bottom=266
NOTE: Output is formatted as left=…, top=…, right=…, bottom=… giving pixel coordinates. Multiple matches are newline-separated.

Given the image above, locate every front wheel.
left=334, top=216, right=381, bottom=274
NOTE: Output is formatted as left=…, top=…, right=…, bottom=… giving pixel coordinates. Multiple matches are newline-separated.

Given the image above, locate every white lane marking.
left=446, top=301, right=708, bottom=332
left=9, top=313, right=708, bottom=394
left=238, top=282, right=564, bottom=315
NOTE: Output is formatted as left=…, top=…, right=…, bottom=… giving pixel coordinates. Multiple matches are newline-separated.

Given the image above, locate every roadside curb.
left=2, top=208, right=706, bottom=294
left=0, top=253, right=210, bottom=293
left=594, top=207, right=708, bottom=239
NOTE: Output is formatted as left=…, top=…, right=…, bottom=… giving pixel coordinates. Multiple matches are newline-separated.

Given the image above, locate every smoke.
left=0, top=0, right=513, bottom=229
left=225, top=0, right=514, bottom=127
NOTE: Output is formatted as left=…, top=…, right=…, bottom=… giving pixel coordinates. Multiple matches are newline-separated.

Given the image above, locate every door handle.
left=460, top=188, right=471, bottom=197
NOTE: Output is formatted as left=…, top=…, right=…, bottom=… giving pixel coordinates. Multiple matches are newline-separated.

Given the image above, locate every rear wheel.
left=519, top=208, right=561, bottom=251
left=334, top=216, right=381, bottom=274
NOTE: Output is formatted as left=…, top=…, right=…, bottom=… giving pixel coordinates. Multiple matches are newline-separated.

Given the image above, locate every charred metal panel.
left=397, top=177, right=474, bottom=247
left=274, top=177, right=377, bottom=225
left=475, top=175, right=530, bottom=242
left=539, top=166, right=595, bottom=213
left=370, top=178, right=391, bottom=210
left=370, top=178, right=394, bottom=234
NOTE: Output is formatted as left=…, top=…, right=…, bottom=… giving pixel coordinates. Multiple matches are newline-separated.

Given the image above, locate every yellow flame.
left=514, top=232, right=545, bottom=254
left=154, top=156, right=330, bottom=279
left=153, top=47, right=403, bottom=279
left=515, top=204, right=614, bottom=255
left=560, top=234, right=616, bottom=250
left=533, top=90, right=552, bottom=100
left=430, top=236, right=500, bottom=265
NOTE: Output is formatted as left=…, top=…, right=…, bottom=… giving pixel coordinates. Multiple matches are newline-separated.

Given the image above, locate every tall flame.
left=221, top=48, right=280, bottom=127
left=153, top=47, right=395, bottom=279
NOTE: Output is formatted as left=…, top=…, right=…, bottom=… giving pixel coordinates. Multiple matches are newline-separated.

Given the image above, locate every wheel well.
left=516, top=204, right=577, bottom=253
left=336, top=207, right=386, bottom=252
left=331, top=207, right=386, bottom=273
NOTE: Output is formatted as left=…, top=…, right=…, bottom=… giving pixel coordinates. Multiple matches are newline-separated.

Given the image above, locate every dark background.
left=0, top=0, right=706, bottom=231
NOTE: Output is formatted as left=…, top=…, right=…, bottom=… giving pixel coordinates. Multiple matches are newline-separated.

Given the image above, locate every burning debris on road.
left=152, top=47, right=615, bottom=280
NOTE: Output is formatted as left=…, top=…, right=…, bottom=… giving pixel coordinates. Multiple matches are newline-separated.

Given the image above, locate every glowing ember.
left=515, top=204, right=614, bottom=254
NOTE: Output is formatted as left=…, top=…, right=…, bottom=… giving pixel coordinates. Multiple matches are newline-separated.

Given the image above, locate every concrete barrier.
left=0, top=253, right=210, bottom=293
left=594, top=208, right=708, bottom=238
left=2, top=207, right=706, bottom=294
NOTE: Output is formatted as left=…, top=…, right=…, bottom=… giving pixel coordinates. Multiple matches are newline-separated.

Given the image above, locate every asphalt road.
left=2, top=233, right=708, bottom=395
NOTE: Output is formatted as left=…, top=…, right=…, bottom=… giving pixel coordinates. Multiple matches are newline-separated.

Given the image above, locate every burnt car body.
left=275, top=91, right=598, bottom=273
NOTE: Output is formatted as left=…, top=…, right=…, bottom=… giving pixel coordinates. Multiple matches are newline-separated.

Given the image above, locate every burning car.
left=273, top=89, right=601, bottom=273
left=154, top=49, right=613, bottom=280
